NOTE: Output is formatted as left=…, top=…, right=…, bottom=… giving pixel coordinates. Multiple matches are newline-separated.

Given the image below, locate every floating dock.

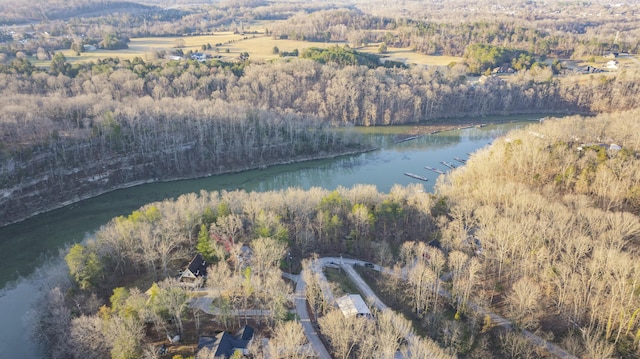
left=425, top=166, right=444, bottom=174
left=404, top=172, right=429, bottom=181
left=394, top=135, right=421, bottom=144
left=454, top=157, right=467, bottom=164
left=440, top=161, right=456, bottom=169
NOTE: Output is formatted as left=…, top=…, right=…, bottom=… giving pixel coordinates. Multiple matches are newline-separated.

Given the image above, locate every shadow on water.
left=0, top=120, right=535, bottom=286
left=0, top=119, right=538, bottom=358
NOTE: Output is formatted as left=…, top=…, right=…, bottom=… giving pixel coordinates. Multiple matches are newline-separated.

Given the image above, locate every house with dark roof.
left=197, top=325, right=254, bottom=359
left=180, top=253, right=207, bottom=283
left=235, top=325, right=254, bottom=341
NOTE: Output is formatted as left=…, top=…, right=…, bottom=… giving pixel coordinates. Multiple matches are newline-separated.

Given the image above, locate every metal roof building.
left=336, top=294, right=371, bottom=318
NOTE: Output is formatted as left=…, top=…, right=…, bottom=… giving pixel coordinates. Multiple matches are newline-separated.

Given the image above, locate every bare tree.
left=499, top=330, right=539, bottom=359
left=268, top=321, right=309, bottom=359
left=156, top=278, right=189, bottom=337
left=69, top=315, right=109, bottom=359
left=507, top=276, right=541, bottom=330
left=375, top=310, right=413, bottom=359
left=251, top=236, right=288, bottom=281
left=318, top=310, right=368, bottom=359
left=401, top=335, right=456, bottom=359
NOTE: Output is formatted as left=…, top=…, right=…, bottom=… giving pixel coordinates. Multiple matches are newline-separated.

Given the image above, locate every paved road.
left=190, top=296, right=273, bottom=317
left=339, top=260, right=388, bottom=311
left=339, top=260, right=411, bottom=359
left=192, top=256, right=577, bottom=359
left=293, top=265, right=333, bottom=359
left=325, top=257, right=577, bottom=359
left=188, top=271, right=331, bottom=358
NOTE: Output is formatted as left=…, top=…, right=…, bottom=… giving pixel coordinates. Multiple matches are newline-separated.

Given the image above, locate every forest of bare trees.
left=435, top=111, right=640, bottom=357
left=34, top=109, right=640, bottom=357
left=269, top=4, right=640, bottom=57
left=2, top=51, right=640, bottom=226
left=4, top=0, right=640, bottom=357
left=31, top=183, right=438, bottom=358
left=2, top=0, right=639, bottom=61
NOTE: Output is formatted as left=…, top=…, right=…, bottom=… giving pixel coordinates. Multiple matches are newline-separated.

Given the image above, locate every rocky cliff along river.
left=0, top=118, right=537, bottom=358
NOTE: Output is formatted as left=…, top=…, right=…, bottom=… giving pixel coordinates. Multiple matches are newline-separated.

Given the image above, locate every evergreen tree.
left=196, top=224, right=217, bottom=262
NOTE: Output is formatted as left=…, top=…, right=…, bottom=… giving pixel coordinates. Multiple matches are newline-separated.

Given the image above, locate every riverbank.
left=407, top=112, right=583, bottom=135
left=0, top=121, right=531, bottom=359
left=0, top=145, right=376, bottom=228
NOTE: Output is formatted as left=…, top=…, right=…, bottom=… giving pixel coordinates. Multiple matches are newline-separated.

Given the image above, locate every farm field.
left=34, top=33, right=343, bottom=64
left=33, top=32, right=466, bottom=67
left=358, top=45, right=463, bottom=67
left=228, top=36, right=344, bottom=61
left=49, top=32, right=249, bottom=63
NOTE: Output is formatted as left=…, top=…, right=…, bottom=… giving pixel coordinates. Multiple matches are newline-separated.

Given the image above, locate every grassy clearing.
left=36, top=33, right=465, bottom=68
left=359, top=44, right=463, bottom=66
left=39, top=33, right=341, bottom=64
left=323, top=267, right=363, bottom=297
left=46, top=32, right=248, bottom=63
left=230, top=37, right=342, bottom=61
left=353, top=265, right=430, bottom=337
left=34, top=30, right=464, bottom=67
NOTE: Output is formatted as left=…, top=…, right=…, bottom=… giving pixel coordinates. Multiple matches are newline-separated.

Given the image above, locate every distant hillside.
left=0, top=0, right=156, bottom=25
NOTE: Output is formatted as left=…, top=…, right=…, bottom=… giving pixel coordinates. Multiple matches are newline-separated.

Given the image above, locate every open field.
left=52, top=37, right=637, bottom=71
left=228, top=36, right=344, bottom=61
left=48, top=32, right=249, bottom=63
left=34, top=32, right=342, bottom=64
left=32, top=31, right=465, bottom=67
left=359, top=44, right=463, bottom=67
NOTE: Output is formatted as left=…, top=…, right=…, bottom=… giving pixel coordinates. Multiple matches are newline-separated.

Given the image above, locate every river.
left=0, top=118, right=536, bottom=358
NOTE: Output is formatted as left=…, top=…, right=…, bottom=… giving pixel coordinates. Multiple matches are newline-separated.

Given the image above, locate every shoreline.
left=0, top=147, right=376, bottom=229
left=404, top=110, right=590, bottom=135
left=1, top=112, right=582, bottom=228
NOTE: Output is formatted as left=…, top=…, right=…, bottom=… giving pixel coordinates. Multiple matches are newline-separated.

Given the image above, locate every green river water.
left=0, top=118, right=538, bottom=358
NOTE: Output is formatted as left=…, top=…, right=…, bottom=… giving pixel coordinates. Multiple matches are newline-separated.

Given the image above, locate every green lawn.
left=52, top=32, right=248, bottom=63
left=323, top=267, right=363, bottom=297
left=34, top=32, right=463, bottom=67
left=353, top=265, right=430, bottom=337
left=359, top=44, right=463, bottom=67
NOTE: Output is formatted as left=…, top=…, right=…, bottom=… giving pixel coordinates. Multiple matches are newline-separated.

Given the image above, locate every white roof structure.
left=606, top=60, right=619, bottom=69
left=336, top=294, right=371, bottom=318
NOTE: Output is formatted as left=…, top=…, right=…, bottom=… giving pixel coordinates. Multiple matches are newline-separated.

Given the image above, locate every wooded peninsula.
left=2, top=0, right=640, bottom=358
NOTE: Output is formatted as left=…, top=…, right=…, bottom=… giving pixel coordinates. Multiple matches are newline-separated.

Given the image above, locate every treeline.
left=437, top=110, right=640, bottom=357
left=300, top=45, right=390, bottom=68
left=0, top=0, right=153, bottom=25
left=0, top=91, right=367, bottom=226
left=463, top=44, right=534, bottom=75
left=3, top=55, right=640, bottom=127
left=33, top=110, right=640, bottom=357
left=270, top=7, right=640, bottom=57
left=3, top=55, right=640, bottom=224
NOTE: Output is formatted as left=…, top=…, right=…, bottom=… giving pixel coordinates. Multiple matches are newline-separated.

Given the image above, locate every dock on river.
left=404, top=172, right=429, bottom=181
left=425, top=166, right=444, bottom=174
